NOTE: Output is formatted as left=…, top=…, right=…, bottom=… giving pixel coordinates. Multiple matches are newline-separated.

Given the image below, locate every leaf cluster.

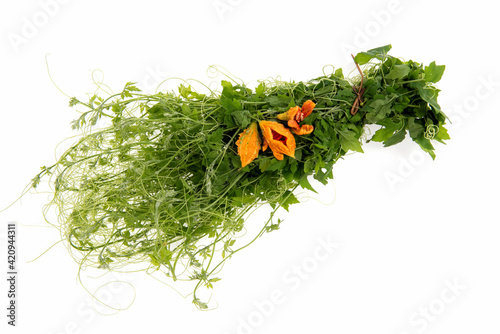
left=34, top=45, right=448, bottom=309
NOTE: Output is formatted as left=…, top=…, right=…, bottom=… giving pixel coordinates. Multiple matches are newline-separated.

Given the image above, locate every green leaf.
left=221, top=80, right=233, bottom=90
left=339, top=129, right=364, bottom=153
left=69, top=97, right=80, bottom=107
left=372, top=126, right=395, bottom=142
left=411, top=82, right=442, bottom=113
left=415, top=135, right=436, bottom=160
left=265, top=219, right=282, bottom=233
left=408, top=118, right=425, bottom=139
left=149, top=254, right=160, bottom=267
left=299, top=175, right=318, bottom=193
left=231, top=195, right=255, bottom=206
left=383, top=129, right=406, bottom=147
left=220, top=96, right=242, bottom=112
left=259, top=158, right=272, bottom=172
left=264, top=95, right=290, bottom=108
left=220, top=81, right=242, bottom=112
left=283, top=171, right=294, bottom=183
left=280, top=191, right=300, bottom=211
left=314, top=165, right=333, bottom=185
left=125, top=83, right=140, bottom=92
left=434, top=124, right=450, bottom=143
left=231, top=110, right=252, bottom=128
left=193, top=298, right=208, bottom=310
left=304, top=158, right=315, bottom=173
left=121, top=82, right=140, bottom=99
left=334, top=68, right=344, bottom=78
left=255, top=82, right=265, bottom=97
left=386, top=64, right=410, bottom=80
left=181, top=103, right=191, bottom=116
left=267, top=159, right=286, bottom=171
left=424, top=61, right=446, bottom=83
left=354, top=45, right=392, bottom=65
left=314, top=156, right=325, bottom=174
left=223, top=114, right=235, bottom=127
left=158, top=247, right=173, bottom=263
left=294, top=148, right=302, bottom=161
left=366, top=98, right=392, bottom=123
left=179, top=84, right=192, bottom=99
left=208, top=127, right=223, bottom=143
left=289, top=159, right=298, bottom=173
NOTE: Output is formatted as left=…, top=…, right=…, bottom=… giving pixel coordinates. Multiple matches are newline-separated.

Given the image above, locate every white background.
left=1, top=0, right=499, bottom=333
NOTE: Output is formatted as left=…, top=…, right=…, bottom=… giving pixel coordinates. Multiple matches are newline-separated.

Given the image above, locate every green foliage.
left=354, top=44, right=393, bottom=65
left=34, top=46, right=448, bottom=309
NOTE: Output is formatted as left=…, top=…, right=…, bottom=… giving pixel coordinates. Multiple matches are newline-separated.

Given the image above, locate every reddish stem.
left=350, top=54, right=365, bottom=115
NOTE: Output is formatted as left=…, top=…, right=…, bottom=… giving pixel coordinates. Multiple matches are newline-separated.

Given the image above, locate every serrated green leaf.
left=255, top=82, right=265, bottom=97
left=434, top=124, right=450, bottom=143
left=299, top=175, right=318, bottom=193
left=339, top=129, right=364, bottom=153
left=179, top=84, right=191, bottom=99
left=280, top=191, right=300, bottom=211
left=231, top=110, right=252, bottom=128
left=410, top=82, right=442, bottom=113
left=69, top=97, right=80, bottom=107
left=366, top=98, right=392, bottom=123
left=158, top=247, right=173, bottom=263
left=121, top=82, right=140, bottom=99
left=221, top=80, right=233, bottom=89
left=424, top=61, right=446, bottom=83
left=208, top=127, right=223, bottom=143
left=220, top=96, right=242, bottom=112
left=124, top=82, right=140, bottom=91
